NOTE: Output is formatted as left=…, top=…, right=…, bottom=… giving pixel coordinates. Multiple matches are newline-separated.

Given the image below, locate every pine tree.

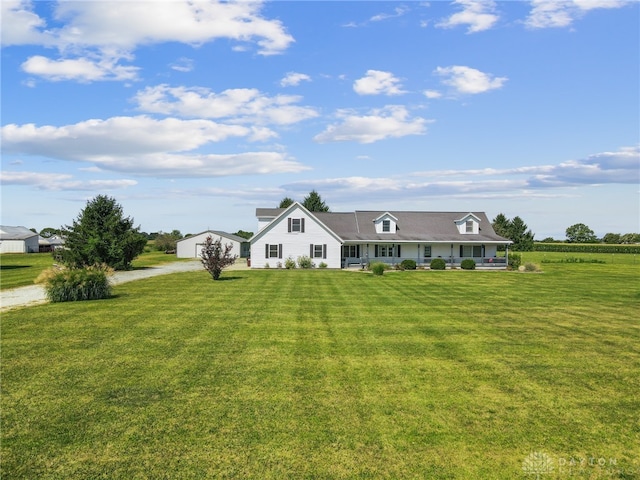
left=59, top=195, right=147, bottom=270
left=278, top=197, right=294, bottom=208
left=302, top=190, right=330, bottom=212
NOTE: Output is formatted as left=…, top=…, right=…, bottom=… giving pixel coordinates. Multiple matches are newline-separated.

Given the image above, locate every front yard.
left=2, top=263, right=639, bottom=478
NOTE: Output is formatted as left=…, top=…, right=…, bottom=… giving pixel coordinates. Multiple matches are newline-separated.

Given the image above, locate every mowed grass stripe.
left=2, top=266, right=639, bottom=478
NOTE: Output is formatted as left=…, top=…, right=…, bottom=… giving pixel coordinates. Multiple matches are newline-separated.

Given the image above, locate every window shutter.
left=301, top=218, right=305, bottom=233
left=323, top=244, right=327, bottom=259
left=460, top=245, right=464, bottom=258
left=397, top=245, right=401, bottom=257
left=375, top=245, right=379, bottom=257
left=288, top=218, right=292, bottom=232
left=265, top=244, right=269, bottom=259
left=278, top=244, right=283, bottom=259
left=310, top=244, right=314, bottom=257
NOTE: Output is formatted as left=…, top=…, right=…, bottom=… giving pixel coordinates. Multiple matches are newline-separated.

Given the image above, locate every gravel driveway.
left=1, top=260, right=248, bottom=311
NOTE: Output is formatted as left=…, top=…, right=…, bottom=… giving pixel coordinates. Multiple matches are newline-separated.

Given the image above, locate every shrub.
left=284, top=257, right=297, bottom=269
left=264, top=262, right=270, bottom=269
left=318, top=262, right=328, bottom=269
left=508, top=253, right=521, bottom=270
left=36, top=264, right=113, bottom=303
left=297, top=255, right=315, bottom=269
left=430, top=258, right=446, bottom=270
left=399, top=259, right=417, bottom=270
left=370, top=262, right=386, bottom=276
left=524, top=262, right=541, bottom=272
left=461, top=259, right=476, bottom=270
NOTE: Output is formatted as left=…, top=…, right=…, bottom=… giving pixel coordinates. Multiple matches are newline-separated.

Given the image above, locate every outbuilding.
left=0, top=226, right=40, bottom=254
left=176, top=230, right=248, bottom=259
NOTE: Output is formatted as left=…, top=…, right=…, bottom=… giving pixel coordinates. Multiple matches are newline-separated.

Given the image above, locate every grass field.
left=0, top=250, right=190, bottom=290
left=2, top=261, right=639, bottom=478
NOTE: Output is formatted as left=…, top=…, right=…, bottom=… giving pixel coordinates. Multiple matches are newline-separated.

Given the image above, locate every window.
left=461, top=245, right=482, bottom=258
left=424, top=246, right=432, bottom=258
left=311, top=244, right=327, bottom=259
left=265, top=244, right=282, bottom=258
left=466, top=220, right=474, bottom=233
left=343, top=245, right=359, bottom=258
left=288, top=217, right=305, bottom=233
left=382, top=219, right=391, bottom=232
left=375, top=245, right=400, bottom=257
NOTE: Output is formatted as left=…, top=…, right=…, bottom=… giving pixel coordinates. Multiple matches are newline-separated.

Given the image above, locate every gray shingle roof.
left=254, top=208, right=510, bottom=243
left=317, top=211, right=508, bottom=242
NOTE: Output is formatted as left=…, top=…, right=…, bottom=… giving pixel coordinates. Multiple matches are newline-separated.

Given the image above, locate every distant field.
left=2, top=262, right=639, bottom=478
left=0, top=250, right=190, bottom=290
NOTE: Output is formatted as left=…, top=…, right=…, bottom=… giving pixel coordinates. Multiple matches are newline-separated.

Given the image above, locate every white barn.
left=176, top=231, right=247, bottom=259
left=0, top=226, right=40, bottom=254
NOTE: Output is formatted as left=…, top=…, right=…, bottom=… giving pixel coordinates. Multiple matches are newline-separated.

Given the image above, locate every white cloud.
left=0, top=0, right=49, bottom=46
left=353, top=70, right=406, bottom=96
left=525, top=0, right=631, bottom=29
left=133, top=85, right=319, bottom=126
left=0, top=171, right=137, bottom=191
left=276, top=146, right=639, bottom=204
left=3, top=0, right=294, bottom=83
left=436, top=0, right=499, bottom=33
left=370, top=6, right=410, bottom=22
left=1, top=116, right=310, bottom=178
left=314, top=105, right=430, bottom=144
left=434, top=65, right=507, bottom=95
left=424, top=89, right=442, bottom=99
left=280, top=72, right=311, bottom=87
left=170, top=57, right=194, bottom=73
left=21, top=55, right=139, bottom=82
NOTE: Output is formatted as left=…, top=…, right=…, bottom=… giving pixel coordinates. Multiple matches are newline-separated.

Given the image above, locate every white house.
left=176, top=230, right=248, bottom=259
left=0, top=226, right=40, bottom=254
left=249, top=203, right=511, bottom=269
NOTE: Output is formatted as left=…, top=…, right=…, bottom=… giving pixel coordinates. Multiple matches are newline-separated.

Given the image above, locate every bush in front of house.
left=318, top=262, right=328, bottom=269
left=508, top=253, right=522, bottom=270
left=461, top=259, right=476, bottom=270
left=430, top=258, right=447, bottom=270
left=284, top=257, right=297, bottom=269
left=523, top=262, right=541, bottom=272
left=370, top=262, right=386, bottom=276
left=297, top=255, right=315, bottom=269
left=36, top=264, right=113, bottom=303
left=399, top=259, right=417, bottom=270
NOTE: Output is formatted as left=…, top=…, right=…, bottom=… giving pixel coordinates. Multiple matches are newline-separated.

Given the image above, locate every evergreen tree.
left=491, top=213, right=511, bottom=238
left=492, top=213, right=534, bottom=251
left=302, top=190, right=330, bottom=212
left=278, top=197, right=294, bottom=208
left=509, top=216, right=534, bottom=251
left=59, top=195, right=147, bottom=270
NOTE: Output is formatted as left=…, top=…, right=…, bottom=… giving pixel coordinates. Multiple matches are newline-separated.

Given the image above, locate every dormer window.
left=455, top=213, right=481, bottom=234
left=374, top=212, right=398, bottom=234
left=466, top=220, right=474, bottom=233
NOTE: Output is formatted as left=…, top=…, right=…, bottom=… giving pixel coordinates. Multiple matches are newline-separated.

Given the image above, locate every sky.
left=1, top=0, right=639, bottom=240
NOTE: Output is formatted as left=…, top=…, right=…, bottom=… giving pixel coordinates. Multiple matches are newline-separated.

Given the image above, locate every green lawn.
left=2, top=263, right=639, bottom=478
left=0, top=250, right=190, bottom=290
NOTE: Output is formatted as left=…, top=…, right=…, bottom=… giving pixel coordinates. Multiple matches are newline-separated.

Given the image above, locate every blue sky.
left=1, top=0, right=638, bottom=239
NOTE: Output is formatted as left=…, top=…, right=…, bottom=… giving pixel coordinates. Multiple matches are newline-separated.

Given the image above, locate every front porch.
left=341, top=256, right=507, bottom=269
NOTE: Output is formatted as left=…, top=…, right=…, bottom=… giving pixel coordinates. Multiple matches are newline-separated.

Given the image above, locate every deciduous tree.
left=565, top=223, right=597, bottom=243
left=200, top=236, right=238, bottom=280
